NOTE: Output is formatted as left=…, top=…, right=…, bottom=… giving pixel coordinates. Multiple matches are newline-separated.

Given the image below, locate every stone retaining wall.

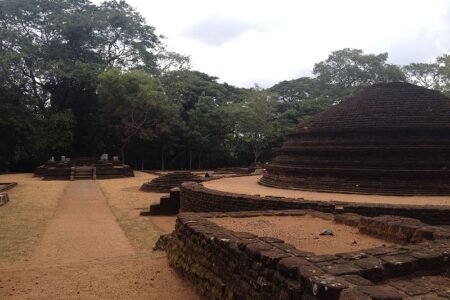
left=180, top=182, right=450, bottom=225
left=0, top=182, right=17, bottom=192
left=167, top=210, right=450, bottom=300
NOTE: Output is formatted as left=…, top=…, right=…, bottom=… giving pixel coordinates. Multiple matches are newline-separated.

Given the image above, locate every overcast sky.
left=95, top=0, right=450, bottom=88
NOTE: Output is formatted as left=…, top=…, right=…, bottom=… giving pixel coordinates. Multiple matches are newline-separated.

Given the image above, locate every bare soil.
left=211, top=215, right=393, bottom=255
left=204, top=175, right=450, bottom=206
left=0, top=173, right=197, bottom=299
left=0, top=254, right=196, bottom=300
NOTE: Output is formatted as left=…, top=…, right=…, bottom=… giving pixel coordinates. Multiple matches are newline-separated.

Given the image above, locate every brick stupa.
left=260, top=82, right=450, bottom=195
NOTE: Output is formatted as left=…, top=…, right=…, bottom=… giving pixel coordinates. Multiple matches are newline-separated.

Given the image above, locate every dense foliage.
left=1, top=0, right=449, bottom=171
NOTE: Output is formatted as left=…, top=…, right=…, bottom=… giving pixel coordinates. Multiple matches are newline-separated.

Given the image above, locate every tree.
left=403, top=54, right=450, bottom=95
left=237, top=86, right=277, bottom=163
left=97, top=69, right=176, bottom=162
left=436, top=54, right=450, bottom=94
left=185, top=96, right=235, bottom=169
left=0, top=0, right=185, bottom=159
left=160, top=70, right=245, bottom=117
left=313, top=48, right=405, bottom=87
left=403, top=63, right=440, bottom=89
left=270, top=77, right=336, bottom=129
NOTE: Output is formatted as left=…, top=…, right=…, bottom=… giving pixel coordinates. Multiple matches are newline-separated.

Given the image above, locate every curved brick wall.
left=261, top=83, right=450, bottom=195
left=180, top=182, right=450, bottom=225
left=167, top=211, right=450, bottom=300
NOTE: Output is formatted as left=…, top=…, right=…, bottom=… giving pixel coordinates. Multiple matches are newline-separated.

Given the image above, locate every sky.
left=94, top=0, right=450, bottom=88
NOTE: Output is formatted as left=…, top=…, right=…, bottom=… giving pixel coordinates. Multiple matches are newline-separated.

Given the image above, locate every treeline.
left=1, top=0, right=449, bottom=172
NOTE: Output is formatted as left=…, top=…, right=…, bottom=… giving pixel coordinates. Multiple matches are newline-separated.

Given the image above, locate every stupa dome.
left=260, top=82, right=450, bottom=195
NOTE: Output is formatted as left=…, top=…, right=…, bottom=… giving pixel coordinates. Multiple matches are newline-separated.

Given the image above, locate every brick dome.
left=260, top=82, right=450, bottom=195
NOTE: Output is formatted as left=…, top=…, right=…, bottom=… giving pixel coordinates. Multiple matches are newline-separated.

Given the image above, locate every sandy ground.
left=0, top=254, right=195, bottom=300
left=0, top=173, right=198, bottom=300
left=204, top=175, right=450, bottom=206
left=0, top=173, right=68, bottom=265
left=212, top=215, right=393, bottom=255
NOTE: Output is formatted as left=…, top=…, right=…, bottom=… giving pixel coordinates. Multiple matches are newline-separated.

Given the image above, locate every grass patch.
left=98, top=171, right=172, bottom=253
left=0, top=173, right=67, bottom=265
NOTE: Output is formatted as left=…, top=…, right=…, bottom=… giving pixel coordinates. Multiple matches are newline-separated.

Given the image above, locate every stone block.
left=0, top=193, right=9, bottom=206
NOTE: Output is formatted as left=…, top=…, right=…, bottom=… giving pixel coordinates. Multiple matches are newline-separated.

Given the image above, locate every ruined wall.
left=180, top=182, right=450, bottom=225
left=167, top=211, right=450, bottom=300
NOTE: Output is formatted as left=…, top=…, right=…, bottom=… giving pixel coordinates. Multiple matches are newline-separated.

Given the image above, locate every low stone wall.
left=180, top=182, right=450, bottom=225
left=167, top=210, right=450, bottom=300
left=334, top=213, right=450, bottom=243
left=0, top=182, right=17, bottom=192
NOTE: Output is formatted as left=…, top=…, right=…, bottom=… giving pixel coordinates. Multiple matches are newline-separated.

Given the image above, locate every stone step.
left=148, top=203, right=178, bottom=215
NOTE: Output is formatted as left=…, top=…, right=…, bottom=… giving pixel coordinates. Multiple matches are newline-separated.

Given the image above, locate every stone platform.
left=34, top=157, right=134, bottom=180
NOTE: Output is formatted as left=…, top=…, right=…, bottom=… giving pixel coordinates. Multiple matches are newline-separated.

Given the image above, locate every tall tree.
left=404, top=54, right=450, bottom=95
left=313, top=48, right=405, bottom=87
left=97, top=69, right=176, bottom=162
left=237, top=86, right=277, bottom=163
left=0, top=0, right=185, bottom=159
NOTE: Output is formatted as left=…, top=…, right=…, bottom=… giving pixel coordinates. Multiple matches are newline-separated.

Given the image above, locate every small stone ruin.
left=0, top=192, right=9, bottom=206
left=139, top=171, right=204, bottom=193
left=34, top=156, right=133, bottom=180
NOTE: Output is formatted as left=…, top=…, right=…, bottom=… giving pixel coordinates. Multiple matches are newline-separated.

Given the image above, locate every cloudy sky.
left=96, top=0, right=450, bottom=88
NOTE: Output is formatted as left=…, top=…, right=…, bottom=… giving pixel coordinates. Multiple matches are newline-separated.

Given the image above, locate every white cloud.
left=94, top=0, right=450, bottom=88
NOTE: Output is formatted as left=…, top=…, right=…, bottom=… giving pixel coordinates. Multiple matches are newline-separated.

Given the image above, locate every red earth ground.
left=0, top=180, right=198, bottom=300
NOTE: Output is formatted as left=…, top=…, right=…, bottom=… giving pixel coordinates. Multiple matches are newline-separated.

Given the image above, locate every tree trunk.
left=161, top=147, right=165, bottom=171
left=121, top=146, right=126, bottom=163
left=121, top=135, right=133, bottom=164
left=198, top=151, right=202, bottom=169
left=189, top=149, right=192, bottom=170
left=141, top=157, right=144, bottom=171
left=253, top=148, right=260, bottom=163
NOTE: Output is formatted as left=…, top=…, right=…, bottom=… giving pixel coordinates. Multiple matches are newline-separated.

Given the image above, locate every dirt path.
left=0, top=180, right=198, bottom=299
left=32, top=180, right=134, bottom=264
